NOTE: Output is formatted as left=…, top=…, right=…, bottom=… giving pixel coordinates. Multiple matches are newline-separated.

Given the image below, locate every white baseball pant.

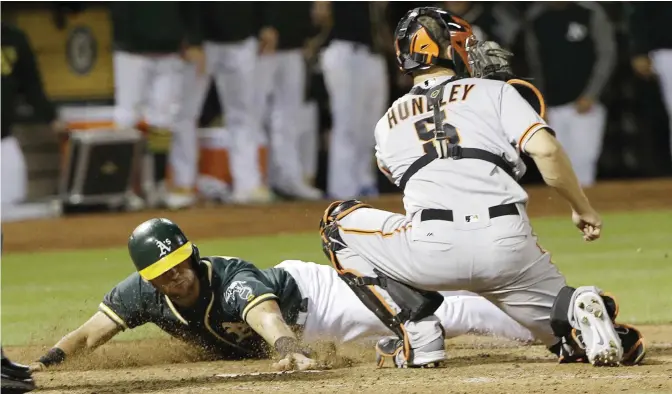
left=113, top=51, right=186, bottom=196
left=256, top=49, right=310, bottom=190
left=276, top=260, right=533, bottom=345
left=298, top=101, right=319, bottom=183
left=650, top=49, right=672, bottom=159
left=173, top=37, right=263, bottom=195
left=113, top=51, right=186, bottom=130
left=360, top=52, right=389, bottom=195
left=547, top=102, right=607, bottom=187
left=328, top=205, right=567, bottom=349
left=1, top=136, right=28, bottom=206
left=321, top=41, right=386, bottom=199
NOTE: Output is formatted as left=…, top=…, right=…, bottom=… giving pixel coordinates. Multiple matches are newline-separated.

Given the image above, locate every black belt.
left=420, top=203, right=519, bottom=222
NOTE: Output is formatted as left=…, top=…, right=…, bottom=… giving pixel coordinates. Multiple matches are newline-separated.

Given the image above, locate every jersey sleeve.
left=99, top=274, right=149, bottom=330
left=499, top=83, right=550, bottom=154
left=221, top=264, right=279, bottom=322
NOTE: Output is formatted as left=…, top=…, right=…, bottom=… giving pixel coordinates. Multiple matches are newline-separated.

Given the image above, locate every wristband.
left=38, top=347, right=66, bottom=367
left=273, top=336, right=303, bottom=359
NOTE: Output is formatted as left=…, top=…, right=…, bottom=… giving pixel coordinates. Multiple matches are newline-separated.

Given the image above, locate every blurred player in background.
left=256, top=2, right=323, bottom=201
left=320, top=1, right=389, bottom=199
left=1, top=22, right=62, bottom=214
left=628, top=3, right=672, bottom=163
left=176, top=2, right=271, bottom=206
left=109, top=3, right=202, bottom=210
left=523, top=2, right=616, bottom=187
left=442, top=1, right=520, bottom=47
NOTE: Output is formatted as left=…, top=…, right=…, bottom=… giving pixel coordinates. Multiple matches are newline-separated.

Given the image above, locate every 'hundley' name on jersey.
left=386, top=83, right=476, bottom=129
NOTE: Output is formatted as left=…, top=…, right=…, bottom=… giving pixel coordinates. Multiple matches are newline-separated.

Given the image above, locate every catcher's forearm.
left=527, top=132, right=593, bottom=214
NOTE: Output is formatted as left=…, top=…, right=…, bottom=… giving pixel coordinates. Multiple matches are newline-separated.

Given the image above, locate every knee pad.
left=320, top=199, right=370, bottom=232
left=319, top=199, right=371, bottom=266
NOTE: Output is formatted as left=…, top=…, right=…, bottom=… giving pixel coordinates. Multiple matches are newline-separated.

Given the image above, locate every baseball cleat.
left=1, top=349, right=36, bottom=393
left=600, top=292, right=619, bottom=321
left=573, top=291, right=623, bottom=366
left=375, top=335, right=446, bottom=368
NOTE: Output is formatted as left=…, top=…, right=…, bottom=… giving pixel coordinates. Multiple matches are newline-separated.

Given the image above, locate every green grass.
left=2, top=210, right=671, bottom=346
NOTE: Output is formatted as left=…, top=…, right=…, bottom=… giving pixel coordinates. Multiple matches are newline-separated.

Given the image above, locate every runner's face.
left=150, top=260, right=199, bottom=305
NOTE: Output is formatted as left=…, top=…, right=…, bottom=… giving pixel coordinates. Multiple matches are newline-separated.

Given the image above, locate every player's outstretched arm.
left=245, top=300, right=318, bottom=371
left=29, top=312, right=122, bottom=372
left=524, top=129, right=602, bottom=241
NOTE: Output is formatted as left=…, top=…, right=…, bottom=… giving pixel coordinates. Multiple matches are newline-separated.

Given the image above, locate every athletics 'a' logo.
left=156, top=239, right=172, bottom=257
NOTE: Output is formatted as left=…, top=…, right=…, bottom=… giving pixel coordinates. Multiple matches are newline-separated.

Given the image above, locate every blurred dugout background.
left=1, top=2, right=671, bottom=220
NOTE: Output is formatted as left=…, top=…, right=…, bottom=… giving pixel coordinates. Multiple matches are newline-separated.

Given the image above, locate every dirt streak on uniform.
left=99, top=256, right=303, bottom=359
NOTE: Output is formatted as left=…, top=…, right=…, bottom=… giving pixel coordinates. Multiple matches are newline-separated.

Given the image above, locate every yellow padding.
left=139, top=242, right=193, bottom=280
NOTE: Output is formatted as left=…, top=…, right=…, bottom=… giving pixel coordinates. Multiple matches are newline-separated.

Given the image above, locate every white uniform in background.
left=321, top=40, right=387, bottom=199
left=257, top=49, right=323, bottom=200
left=113, top=51, right=187, bottom=208
left=650, top=49, right=672, bottom=159
left=1, top=136, right=27, bottom=207
left=174, top=37, right=269, bottom=205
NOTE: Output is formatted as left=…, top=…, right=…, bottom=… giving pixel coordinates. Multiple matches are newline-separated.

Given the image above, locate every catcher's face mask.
left=394, top=7, right=475, bottom=77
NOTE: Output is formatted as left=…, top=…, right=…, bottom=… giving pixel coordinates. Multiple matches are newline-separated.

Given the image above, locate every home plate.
left=216, top=370, right=330, bottom=379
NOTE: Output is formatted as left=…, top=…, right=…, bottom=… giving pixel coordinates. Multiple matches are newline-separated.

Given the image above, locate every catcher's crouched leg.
left=319, top=200, right=446, bottom=368
left=549, top=286, right=645, bottom=366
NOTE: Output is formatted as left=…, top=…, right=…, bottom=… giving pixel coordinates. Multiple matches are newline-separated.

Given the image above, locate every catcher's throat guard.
left=320, top=200, right=444, bottom=362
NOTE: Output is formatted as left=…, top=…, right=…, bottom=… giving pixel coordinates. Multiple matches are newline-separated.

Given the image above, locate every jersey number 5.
left=414, top=112, right=461, bottom=154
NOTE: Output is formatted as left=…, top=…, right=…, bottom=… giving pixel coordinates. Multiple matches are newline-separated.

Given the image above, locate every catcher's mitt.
left=468, top=40, right=546, bottom=119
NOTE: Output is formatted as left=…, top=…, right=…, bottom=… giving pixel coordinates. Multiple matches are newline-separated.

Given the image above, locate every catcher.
left=30, top=218, right=533, bottom=372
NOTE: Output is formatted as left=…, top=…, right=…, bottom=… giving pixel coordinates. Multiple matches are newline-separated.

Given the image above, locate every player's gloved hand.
left=572, top=209, right=602, bottom=242
left=272, top=352, right=319, bottom=371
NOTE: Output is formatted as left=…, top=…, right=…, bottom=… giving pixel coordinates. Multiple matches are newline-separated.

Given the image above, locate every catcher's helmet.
left=394, top=7, right=475, bottom=77
left=128, top=218, right=200, bottom=280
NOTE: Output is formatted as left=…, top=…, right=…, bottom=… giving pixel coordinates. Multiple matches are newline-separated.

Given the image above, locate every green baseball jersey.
left=99, top=256, right=303, bottom=360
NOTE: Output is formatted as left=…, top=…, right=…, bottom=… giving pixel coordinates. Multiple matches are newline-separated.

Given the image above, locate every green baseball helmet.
left=128, top=218, right=198, bottom=280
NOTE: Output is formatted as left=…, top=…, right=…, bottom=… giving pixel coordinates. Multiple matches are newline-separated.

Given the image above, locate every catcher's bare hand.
left=572, top=210, right=602, bottom=242
left=272, top=353, right=319, bottom=372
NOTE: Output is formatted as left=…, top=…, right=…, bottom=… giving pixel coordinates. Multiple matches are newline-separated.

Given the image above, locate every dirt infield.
left=3, top=179, right=672, bottom=393
left=6, top=326, right=672, bottom=394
